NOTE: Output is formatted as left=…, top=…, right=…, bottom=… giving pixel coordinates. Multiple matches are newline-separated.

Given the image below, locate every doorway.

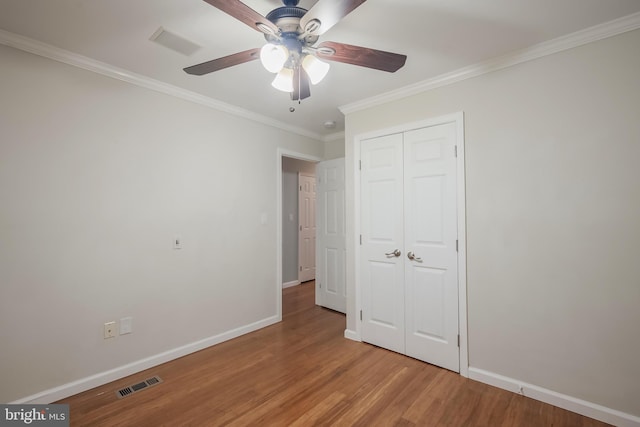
left=276, top=149, right=321, bottom=321
left=282, top=156, right=318, bottom=287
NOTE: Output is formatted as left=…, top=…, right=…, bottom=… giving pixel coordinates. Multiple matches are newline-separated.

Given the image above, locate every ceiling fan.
left=184, top=0, right=407, bottom=101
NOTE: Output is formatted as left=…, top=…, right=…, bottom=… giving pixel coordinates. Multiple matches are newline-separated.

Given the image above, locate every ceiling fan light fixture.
left=272, top=67, right=294, bottom=92
left=302, top=54, right=330, bottom=85
left=260, top=43, right=288, bottom=73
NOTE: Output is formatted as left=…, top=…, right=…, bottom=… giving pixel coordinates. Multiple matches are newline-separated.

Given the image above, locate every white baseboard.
left=282, top=280, right=300, bottom=289
left=468, top=367, right=640, bottom=427
left=11, top=315, right=280, bottom=405
left=344, top=329, right=359, bottom=342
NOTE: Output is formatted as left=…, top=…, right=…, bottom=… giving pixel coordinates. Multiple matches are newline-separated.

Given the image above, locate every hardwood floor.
left=59, top=281, right=609, bottom=426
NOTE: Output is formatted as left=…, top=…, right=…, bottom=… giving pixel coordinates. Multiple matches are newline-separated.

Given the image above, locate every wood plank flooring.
left=59, top=281, right=610, bottom=426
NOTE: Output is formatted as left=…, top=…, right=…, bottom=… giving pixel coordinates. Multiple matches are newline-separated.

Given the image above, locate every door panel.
left=299, top=174, right=316, bottom=282
left=411, top=266, right=446, bottom=340
left=404, top=123, right=459, bottom=372
left=316, top=159, right=346, bottom=312
left=413, top=175, right=445, bottom=245
left=361, top=134, right=405, bottom=354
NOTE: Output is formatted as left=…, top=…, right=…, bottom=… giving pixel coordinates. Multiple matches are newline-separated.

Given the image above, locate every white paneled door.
left=298, top=174, right=316, bottom=282
left=361, top=122, right=460, bottom=372
left=360, top=134, right=406, bottom=354
left=316, top=158, right=346, bottom=313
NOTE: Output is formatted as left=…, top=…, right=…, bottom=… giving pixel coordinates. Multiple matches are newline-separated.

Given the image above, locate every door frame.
left=350, top=112, right=469, bottom=377
left=276, top=149, right=322, bottom=321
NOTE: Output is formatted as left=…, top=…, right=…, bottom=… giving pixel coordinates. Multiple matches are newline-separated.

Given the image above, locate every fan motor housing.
left=265, top=6, right=319, bottom=46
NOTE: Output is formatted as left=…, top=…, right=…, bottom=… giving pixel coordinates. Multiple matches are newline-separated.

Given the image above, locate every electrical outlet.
left=104, top=321, right=116, bottom=339
left=120, top=317, right=133, bottom=335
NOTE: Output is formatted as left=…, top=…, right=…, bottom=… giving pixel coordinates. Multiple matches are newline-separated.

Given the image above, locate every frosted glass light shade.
left=302, top=54, right=330, bottom=84
left=260, top=43, right=288, bottom=73
left=272, top=68, right=294, bottom=92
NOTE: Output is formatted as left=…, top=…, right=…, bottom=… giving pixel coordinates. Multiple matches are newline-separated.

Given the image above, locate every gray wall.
left=344, top=29, right=640, bottom=416
left=282, top=157, right=316, bottom=284
left=0, top=44, right=323, bottom=402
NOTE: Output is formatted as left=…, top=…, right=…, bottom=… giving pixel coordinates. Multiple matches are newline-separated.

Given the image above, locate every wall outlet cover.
left=104, top=321, right=117, bottom=339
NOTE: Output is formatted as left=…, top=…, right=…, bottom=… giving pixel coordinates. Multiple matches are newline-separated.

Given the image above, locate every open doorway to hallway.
left=282, top=156, right=317, bottom=289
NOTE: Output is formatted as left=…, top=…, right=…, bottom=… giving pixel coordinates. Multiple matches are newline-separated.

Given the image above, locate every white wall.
left=323, top=138, right=345, bottom=160
left=281, top=157, right=316, bottom=284
left=0, top=44, right=323, bottom=402
left=344, top=29, right=640, bottom=417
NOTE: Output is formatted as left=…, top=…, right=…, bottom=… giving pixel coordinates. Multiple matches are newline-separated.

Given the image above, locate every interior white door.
left=360, top=133, right=405, bottom=354
left=403, top=123, right=459, bottom=372
left=298, top=174, right=316, bottom=282
left=360, top=122, right=460, bottom=372
left=316, top=158, right=346, bottom=313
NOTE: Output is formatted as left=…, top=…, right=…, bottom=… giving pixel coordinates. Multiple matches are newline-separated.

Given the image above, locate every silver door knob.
left=385, top=249, right=401, bottom=257
left=407, top=251, right=422, bottom=262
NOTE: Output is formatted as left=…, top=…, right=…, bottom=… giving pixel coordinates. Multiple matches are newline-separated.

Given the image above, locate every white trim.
left=0, top=29, right=323, bottom=142
left=468, top=367, right=640, bottom=427
left=453, top=112, right=468, bottom=378
left=10, top=315, right=279, bottom=404
left=344, top=329, right=359, bottom=341
left=340, top=12, right=640, bottom=114
left=282, top=280, right=300, bottom=289
left=276, top=149, right=323, bottom=323
left=351, top=112, right=468, bottom=376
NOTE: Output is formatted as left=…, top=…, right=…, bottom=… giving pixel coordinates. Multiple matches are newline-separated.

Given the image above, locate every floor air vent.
left=116, top=376, right=163, bottom=399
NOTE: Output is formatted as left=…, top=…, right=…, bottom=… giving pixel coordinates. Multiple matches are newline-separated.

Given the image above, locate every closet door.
left=403, top=123, right=459, bottom=372
left=360, top=121, right=460, bottom=372
left=360, top=133, right=405, bottom=354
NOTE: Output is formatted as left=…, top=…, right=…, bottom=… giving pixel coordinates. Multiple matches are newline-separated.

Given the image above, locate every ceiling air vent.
left=150, top=27, right=201, bottom=56
left=115, top=376, right=163, bottom=399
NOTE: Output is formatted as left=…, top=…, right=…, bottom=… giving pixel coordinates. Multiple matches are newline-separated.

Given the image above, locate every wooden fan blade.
left=202, top=0, right=279, bottom=35
left=300, top=0, right=367, bottom=36
left=184, top=48, right=261, bottom=75
left=316, top=41, right=407, bottom=72
left=291, top=67, right=311, bottom=101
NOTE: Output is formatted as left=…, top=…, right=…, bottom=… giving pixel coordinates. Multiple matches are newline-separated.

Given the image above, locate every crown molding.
left=340, top=11, right=640, bottom=115
left=0, top=29, right=324, bottom=142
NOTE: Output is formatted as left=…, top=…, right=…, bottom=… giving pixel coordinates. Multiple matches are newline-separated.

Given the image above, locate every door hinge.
left=454, top=145, right=458, bottom=157
left=457, top=334, right=460, bottom=347
left=299, top=185, right=302, bottom=191
left=360, top=310, right=363, bottom=321
left=360, top=234, right=362, bottom=245
left=300, top=225, right=302, bottom=231
left=456, top=239, right=458, bottom=252
left=299, top=266, right=302, bottom=271
left=359, top=160, right=362, bottom=170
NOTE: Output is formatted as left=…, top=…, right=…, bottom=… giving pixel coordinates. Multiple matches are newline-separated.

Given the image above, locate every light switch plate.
left=120, top=317, right=133, bottom=335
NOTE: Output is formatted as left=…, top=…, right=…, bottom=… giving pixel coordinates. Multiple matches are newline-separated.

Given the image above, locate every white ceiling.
left=1, top=0, right=640, bottom=139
